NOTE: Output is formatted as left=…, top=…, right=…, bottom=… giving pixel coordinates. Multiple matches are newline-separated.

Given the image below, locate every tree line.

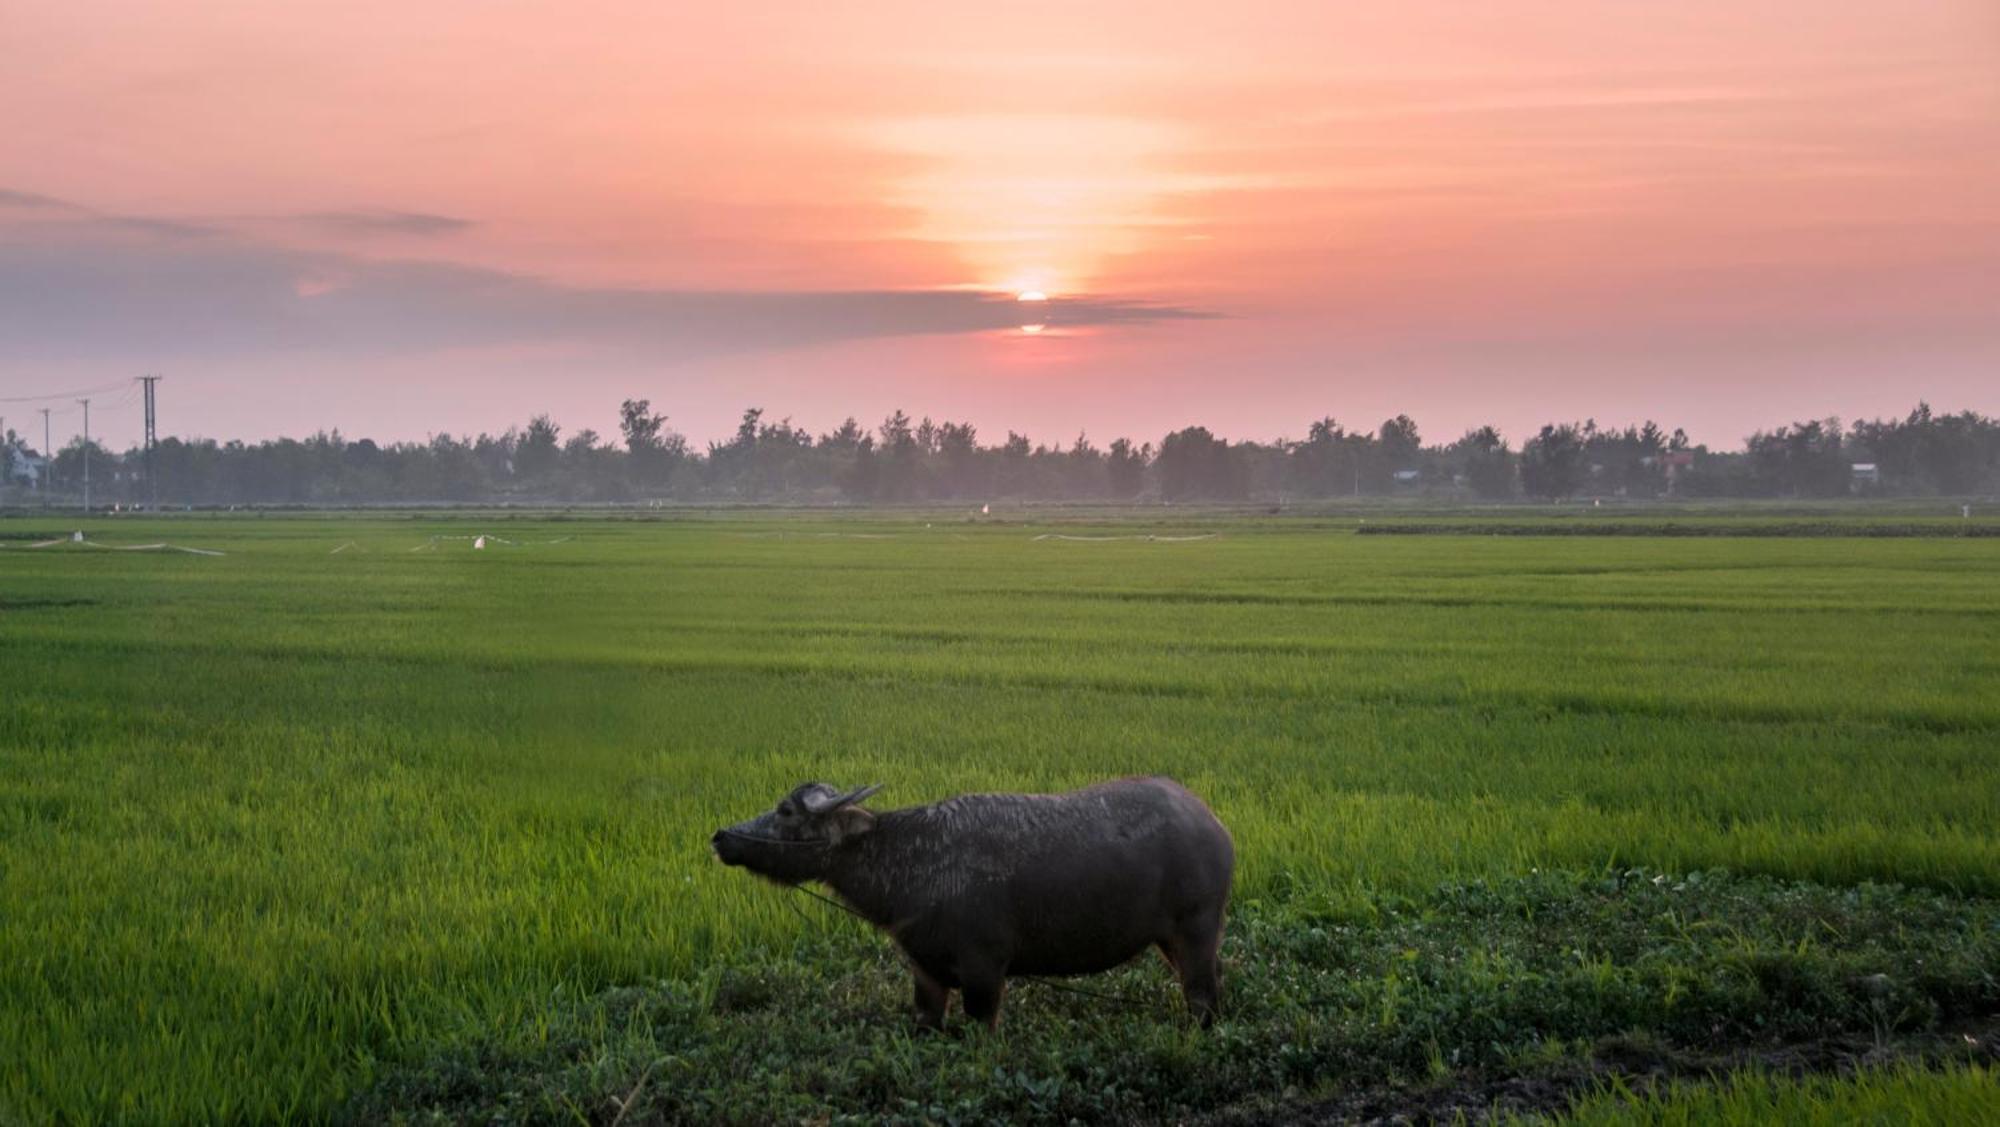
left=3, top=400, right=1996, bottom=507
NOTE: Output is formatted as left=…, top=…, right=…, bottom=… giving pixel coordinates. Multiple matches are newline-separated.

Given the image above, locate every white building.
left=6, top=446, right=47, bottom=487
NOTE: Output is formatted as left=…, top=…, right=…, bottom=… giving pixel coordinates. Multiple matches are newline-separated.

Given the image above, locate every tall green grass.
left=2, top=515, right=1996, bottom=1119
left=1551, top=1064, right=2000, bottom=1125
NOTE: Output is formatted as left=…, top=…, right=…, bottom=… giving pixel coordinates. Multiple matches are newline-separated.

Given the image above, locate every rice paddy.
left=2, top=512, right=1996, bottom=1122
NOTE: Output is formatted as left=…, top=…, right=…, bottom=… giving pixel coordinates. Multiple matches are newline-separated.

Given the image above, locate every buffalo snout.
left=710, top=828, right=743, bottom=865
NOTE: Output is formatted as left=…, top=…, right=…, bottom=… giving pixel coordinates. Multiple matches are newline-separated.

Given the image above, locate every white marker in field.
left=473, top=536, right=487, bottom=550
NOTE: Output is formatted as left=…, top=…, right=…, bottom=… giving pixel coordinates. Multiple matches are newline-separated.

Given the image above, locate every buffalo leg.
left=1164, top=915, right=1224, bottom=1026
left=1180, top=946, right=1222, bottom=1027
left=911, top=967, right=949, bottom=1031
left=959, top=975, right=1007, bottom=1029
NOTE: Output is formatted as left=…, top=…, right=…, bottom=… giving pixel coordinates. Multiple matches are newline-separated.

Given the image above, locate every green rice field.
left=2, top=512, right=1996, bottom=1122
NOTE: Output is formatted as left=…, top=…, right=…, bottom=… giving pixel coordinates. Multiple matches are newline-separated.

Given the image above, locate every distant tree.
left=1157, top=426, right=1245, bottom=500
left=422, top=433, right=490, bottom=501
left=44, top=399, right=1991, bottom=506
left=344, top=438, right=381, bottom=467
left=1849, top=402, right=2000, bottom=494
left=877, top=410, right=914, bottom=451
left=553, top=428, right=624, bottom=500
left=1378, top=415, right=1421, bottom=469
left=1628, top=420, right=1668, bottom=498
left=1520, top=423, right=1587, bottom=500
left=0, top=429, right=19, bottom=493
left=1061, top=432, right=1107, bottom=497
left=1107, top=438, right=1148, bottom=499
left=470, top=431, right=514, bottom=486
left=876, top=410, right=919, bottom=499
left=706, top=406, right=762, bottom=496
left=1574, top=420, right=1669, bottom=499
left=1237, top=439, right=1288, bottom=499
left=844, top=437, right=880, bottom=500
left=1288, top=417, right=1342, bottom=498
left=994, top=431, right=1034, bottom=496
left=1289, top=417, right=1377, bottom=496
left=761, top=415, right=812, bottom=494
left=1638, top=420, right=1666, bottom=453
left=1746, top=418, right=1848, bottom=497
left=937, top=421, right=984, bottom=498
left=734, top=407, right=764, bottom=448
left=619, top=399, right=684, bottom=490
left=820, top=417, right=868, bottom=451
left=810, top=418, right=874, bottom=500
left=515, top=414, right=561, bottom=482
left=620, top=399, right=665, bottom=477
left=619, top=399, right=664, bottom=452
left=1453, top=426, right=1515, bottom=500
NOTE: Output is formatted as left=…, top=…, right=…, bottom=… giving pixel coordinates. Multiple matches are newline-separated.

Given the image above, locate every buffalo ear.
left=827, top=806, right=876, bottom=846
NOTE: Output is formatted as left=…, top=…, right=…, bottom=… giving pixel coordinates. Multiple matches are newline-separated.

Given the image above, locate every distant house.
left=5, top=446, right=43, bottom=487
left=1850, top=462, right=1880, bottom=489
left=1392, top=468, right=1421, bottom=485
left=1660, top=451, right=1696, bottom=493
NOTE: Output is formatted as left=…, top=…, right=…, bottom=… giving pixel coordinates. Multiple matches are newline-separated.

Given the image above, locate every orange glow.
left=866, top=113, right=1222, bottom=291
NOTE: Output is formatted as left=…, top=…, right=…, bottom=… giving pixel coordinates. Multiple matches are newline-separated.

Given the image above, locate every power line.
left=34, top=382, right=141, bottom=423
left=93, top=381, right=143, bottom=413
left=0, top=378, right=132, bottom=405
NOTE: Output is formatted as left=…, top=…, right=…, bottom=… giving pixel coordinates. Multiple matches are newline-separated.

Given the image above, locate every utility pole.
left=40, top=408, right=51, bottom=500
left=140, top=375, right=161, bottom=510
left=79, top=399, right=91, bottom=515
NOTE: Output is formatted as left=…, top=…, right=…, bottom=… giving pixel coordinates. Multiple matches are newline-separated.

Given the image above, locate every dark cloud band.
left=0, top=211, right=1214, bottom=367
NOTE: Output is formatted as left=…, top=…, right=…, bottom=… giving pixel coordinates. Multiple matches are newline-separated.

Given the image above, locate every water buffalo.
left=711, top=776, right=1234, bottom=1029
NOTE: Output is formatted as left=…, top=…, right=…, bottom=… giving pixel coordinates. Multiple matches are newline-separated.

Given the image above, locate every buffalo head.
left=711, top=782, right=882, bottom=885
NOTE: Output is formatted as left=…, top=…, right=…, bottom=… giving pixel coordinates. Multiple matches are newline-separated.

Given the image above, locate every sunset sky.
left=3, top=1, right=1996, bottom=452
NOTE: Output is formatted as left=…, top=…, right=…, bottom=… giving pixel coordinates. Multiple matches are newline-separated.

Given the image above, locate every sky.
left=2, top=1, right=1997, bottom=453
